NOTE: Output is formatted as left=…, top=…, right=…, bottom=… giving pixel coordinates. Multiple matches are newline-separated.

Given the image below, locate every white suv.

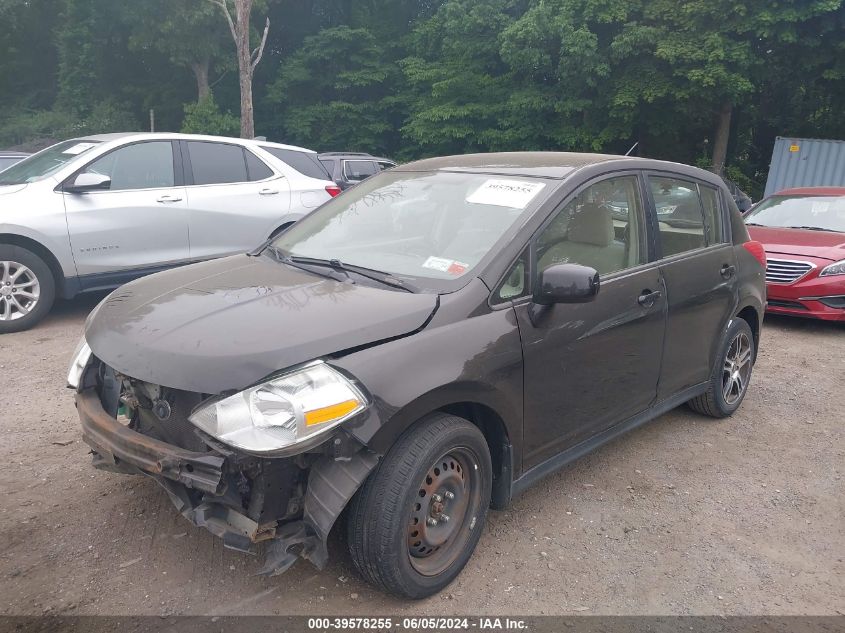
left=0, top=133, right=340, bottom=332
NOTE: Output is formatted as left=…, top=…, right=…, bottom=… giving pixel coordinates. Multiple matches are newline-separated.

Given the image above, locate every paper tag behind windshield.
left=466, top=179, right=546, bottom=209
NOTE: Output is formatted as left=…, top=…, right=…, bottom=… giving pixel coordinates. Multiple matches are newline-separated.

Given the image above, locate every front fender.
left=331, top=283, right=524, bottom=474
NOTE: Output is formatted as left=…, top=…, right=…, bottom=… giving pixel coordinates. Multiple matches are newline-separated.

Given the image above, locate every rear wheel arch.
left=735, top=304, right=761, bottom=360
left=0, top=233, right=66, bottom=298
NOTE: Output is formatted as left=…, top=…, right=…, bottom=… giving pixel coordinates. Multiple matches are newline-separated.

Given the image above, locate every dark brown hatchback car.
left=70, top=153, right=766, bottom=598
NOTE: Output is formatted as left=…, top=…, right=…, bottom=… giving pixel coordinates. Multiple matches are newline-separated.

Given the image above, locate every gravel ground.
left=0, top=295, right=843, bottom=616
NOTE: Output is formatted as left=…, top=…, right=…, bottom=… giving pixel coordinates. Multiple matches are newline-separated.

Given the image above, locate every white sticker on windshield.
left=466, top=179, right=546, bottom=209
left=62, top=142, right=96, bottom=155
left=422, top=256, right=468, bottom=276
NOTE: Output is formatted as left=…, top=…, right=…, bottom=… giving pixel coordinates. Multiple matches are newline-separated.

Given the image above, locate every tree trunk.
left=191, top=60, right=211, bottom=102
left=238, top=59, right=254, bottom=138
left=234, top=0, right=254, bottom=138
left=209, top=0, right=268, bottom=139
left=711, top=100, right=732, bottom=174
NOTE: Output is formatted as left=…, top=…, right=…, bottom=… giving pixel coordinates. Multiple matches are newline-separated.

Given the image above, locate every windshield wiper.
left=289, top=256, right=418, bottom=293
left=263, top=246, right=350, bottom=283
left=785, top=226, right=844, bottom=233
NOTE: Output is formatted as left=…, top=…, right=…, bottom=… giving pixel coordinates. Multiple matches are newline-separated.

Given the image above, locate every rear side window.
left=648, top=176, right=706, bottom=257
left=245, top=150, right=274, bottom=181
left=344, top=160, right=378, bottom=182
left=699, top=184, right=724, bottom=244
left=262, top=147, right=329, bottom=180
left=187, top=141, right=247, bottom=185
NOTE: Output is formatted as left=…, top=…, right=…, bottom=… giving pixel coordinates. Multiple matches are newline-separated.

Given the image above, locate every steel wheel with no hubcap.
left=407, top=448, right=482, bottom=577
left=722, top=331, right=752, bottom=405
left=0, top=260, right=40, bottom=321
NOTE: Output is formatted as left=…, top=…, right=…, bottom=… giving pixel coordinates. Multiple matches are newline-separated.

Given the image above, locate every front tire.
left=0, top=245, right=56, bottom=334
left=347, top=413, right=492, bottom=599
left=688, top=318, right=755, bottom=418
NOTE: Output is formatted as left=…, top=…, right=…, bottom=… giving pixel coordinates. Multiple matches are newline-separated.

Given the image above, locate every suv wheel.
left=0, top=245, right=56, bottom=334
left=347, top=413, right=492, bottom=599
left=688, top=318, right=755, bottom=417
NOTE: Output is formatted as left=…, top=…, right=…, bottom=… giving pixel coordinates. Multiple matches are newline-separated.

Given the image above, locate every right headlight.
left=819, top=259, right=845, bottom=277
left=188, top=361, right=367, bottom=455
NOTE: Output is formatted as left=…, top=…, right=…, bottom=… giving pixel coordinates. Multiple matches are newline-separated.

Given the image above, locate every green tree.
left=268, top=26, right=403, bottom=153
left=181, top=93, right=240, bottom=136
left=401, top=0, right=519, bottom=156
left=126, top=0, right=232, bottom=103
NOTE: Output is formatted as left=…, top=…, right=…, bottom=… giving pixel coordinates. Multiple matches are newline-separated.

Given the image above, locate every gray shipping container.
left=764, top=136, right=845, bottom=197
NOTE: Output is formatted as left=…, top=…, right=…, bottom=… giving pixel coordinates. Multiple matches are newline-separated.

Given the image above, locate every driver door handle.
left=156, top=194, right=182, bottom=203
left=259, top=188, right=279, bottom=196
left=637, top=289, right=662, bottom=308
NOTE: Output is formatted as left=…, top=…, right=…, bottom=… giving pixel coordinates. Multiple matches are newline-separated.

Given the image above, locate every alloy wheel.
left=0, top=260, right=40, bottom=321
left=721, top=331, right=752, bottom=405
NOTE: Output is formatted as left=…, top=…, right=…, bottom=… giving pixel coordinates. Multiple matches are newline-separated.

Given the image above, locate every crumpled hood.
left=85, top=254, right=438, bottom=393
left=748, top=225, right=845, bottom=261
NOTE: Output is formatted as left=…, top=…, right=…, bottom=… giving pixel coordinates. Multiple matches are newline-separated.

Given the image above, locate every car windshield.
left=271, top=170, right=551, bottom=288
left=745, top=194, right=845, bottom=233
left=0, top=139, right=101, bottom=186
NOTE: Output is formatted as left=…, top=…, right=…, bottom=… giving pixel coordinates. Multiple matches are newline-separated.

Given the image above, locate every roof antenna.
left=624, top=142, right=639, bottom=156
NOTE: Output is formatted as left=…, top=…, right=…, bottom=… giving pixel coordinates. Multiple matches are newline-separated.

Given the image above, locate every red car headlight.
left=819, top=259, right=845, bottom=277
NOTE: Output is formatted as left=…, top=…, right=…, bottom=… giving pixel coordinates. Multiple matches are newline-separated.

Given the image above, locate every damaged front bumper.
left=77, top=387, right=378, bottom=576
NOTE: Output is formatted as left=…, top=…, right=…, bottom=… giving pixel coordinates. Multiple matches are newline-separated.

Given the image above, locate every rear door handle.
left=637, top=289, right=662, bottom=308
left=156, top=194, right=182, bottom=203
left=720, top=264, right=736, bottom=279
left=259, top=188, right=279, bottom=196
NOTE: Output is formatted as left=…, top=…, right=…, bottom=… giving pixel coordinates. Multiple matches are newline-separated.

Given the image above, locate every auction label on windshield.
left=466, top=179, right=546, bottom=208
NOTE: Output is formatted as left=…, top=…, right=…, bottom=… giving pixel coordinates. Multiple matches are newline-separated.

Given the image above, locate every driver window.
left=83, top=142, right=174, bottom=191
left=535, top=175, right=644, bottom=276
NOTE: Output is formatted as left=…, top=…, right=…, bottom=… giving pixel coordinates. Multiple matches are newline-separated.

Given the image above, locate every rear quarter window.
left=262, top=147, right=330, bottom=180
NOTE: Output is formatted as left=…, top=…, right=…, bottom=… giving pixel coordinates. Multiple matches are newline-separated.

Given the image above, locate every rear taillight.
left=742, top=240, right=767, bottom=269
left=325, top=184, right=341, bottom=197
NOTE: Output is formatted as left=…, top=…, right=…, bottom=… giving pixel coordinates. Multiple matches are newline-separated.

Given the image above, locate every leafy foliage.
left=181, top=94, right=240, bottom=137
left=0, top=0, right=843, bottom=196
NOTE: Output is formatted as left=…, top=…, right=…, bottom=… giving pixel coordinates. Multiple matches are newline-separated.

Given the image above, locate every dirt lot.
left=0, top=295, right=842, bottom=616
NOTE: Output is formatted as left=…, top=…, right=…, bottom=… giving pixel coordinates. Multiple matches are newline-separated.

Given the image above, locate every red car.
left=745, top=187, right=845, bottom=321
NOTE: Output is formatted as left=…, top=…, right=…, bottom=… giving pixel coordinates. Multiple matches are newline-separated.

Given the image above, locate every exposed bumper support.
left=77, top=389, right=226, bottom=495
left=78, top=386, right=381, bottom=576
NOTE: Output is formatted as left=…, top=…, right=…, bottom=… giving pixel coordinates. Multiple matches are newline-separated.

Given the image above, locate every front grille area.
left=765, top=258, right=814, bottom=284
left=96, top=363, right=209, bottom=452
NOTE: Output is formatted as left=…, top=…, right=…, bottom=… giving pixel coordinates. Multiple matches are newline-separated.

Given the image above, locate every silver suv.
left=0, top=133, right=339, bottom=332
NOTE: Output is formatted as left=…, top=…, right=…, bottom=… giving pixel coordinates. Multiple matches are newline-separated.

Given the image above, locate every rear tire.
left=0, top=245, right=56, bottom=334
left=347, top=413, right=492, bottom=599
left=688, top=318, right=755, bottom=418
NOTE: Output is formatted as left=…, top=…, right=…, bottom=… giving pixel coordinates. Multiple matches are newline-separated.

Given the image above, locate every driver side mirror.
left=64, top=172, right=111, bottom=193
left=533, top=263, right=600, bottom=305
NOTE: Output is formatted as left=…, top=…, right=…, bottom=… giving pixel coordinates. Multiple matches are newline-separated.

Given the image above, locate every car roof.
left=392, top=151, right=717, bottom=181
left=773, top=186, right=845, bottom=197
left=318, top=152, right=395, bottom=161
left=71, top=132, right=317, bottom=154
